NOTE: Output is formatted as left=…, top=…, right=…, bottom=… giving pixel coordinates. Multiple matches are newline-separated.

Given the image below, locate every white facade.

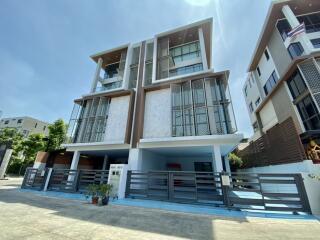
left=62, top=18, right=242, bottom=175
left=244, top=1, right=320, bottom=137
left=143, top=89, right=171, bottom=139
left=0, top=116, right=50, bottom=137
left=104, top=95, right=130, bottom=142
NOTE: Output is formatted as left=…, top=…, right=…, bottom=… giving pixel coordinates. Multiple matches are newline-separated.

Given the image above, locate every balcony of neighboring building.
left=155, top=18, right=212, bottom=83
left=90, top=46, right=128, bottom=93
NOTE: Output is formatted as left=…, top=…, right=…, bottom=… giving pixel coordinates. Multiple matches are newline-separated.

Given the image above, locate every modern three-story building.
left=243, top=0, right=320, bottom=144
left=62, top=18, right=242, bottom=173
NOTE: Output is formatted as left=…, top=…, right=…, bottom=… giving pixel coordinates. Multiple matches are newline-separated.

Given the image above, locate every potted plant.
left=98, top=184, right=113, bottom=206
left=86, top=184, right=99, bottom=204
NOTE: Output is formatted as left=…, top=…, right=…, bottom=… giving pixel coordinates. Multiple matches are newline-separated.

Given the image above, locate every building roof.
left=248, top=0, right=320, bottom=72
left=90, top=18, right=213, bottom=68
left=0, top=116, right=50, bottom=125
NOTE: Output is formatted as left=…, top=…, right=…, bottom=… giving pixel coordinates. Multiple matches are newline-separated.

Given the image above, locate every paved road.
left=0, top=177, right=319, bottom=240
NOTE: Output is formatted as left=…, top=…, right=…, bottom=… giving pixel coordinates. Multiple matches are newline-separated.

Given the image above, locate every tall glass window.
left=144, top=42, right=154, bottom=86
left=66, top=97, right=110, bottom=143
left=263, top=71, right=279, bottom=96
left=171, top=78, right=235, bottom=137
left=128, top=46, right=140, bottom=89
left=287, top=70, right=320, bottom=131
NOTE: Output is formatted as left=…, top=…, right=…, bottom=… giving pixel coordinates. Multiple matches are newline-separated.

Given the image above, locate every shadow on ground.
left=0, top=183, right=249, bottom=240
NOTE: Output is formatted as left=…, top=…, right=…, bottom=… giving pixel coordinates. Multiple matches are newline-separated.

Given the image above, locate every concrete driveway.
left=0, top=177, right=319, bottom=240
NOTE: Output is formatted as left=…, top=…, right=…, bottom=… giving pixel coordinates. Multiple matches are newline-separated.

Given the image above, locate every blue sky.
left=0, top=0, right=272, bottom=137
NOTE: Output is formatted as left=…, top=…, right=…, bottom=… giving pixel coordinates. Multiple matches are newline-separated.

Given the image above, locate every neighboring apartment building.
left=0, top=117, right=50, bottom=137
left=62, top=18, right=243, bottom=173
left=243, top=0, right=320, bottom=142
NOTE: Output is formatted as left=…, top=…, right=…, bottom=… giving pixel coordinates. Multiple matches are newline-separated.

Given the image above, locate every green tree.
left=228, top=152, right=243, bottom=171
left=46, top=119, right=67, bottom=152
left=0, top=128, right=23, bottom=159
left=22, top=133, right=46, bottom=164
left=0, top=128, right=25, bottom=174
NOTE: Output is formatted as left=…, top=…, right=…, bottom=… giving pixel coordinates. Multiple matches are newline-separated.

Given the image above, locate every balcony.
left=91, top=47, right=127, bottom=93
left=95, top=62, right=124, bottom=92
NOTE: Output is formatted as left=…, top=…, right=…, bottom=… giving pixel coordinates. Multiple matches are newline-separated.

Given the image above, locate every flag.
left=287, top=22, right=305, bottom=39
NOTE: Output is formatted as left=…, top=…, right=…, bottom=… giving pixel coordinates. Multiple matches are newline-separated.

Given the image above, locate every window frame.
left=257, top=67, right=261, bottom=76
left=264, top=49, right=270, bottom=61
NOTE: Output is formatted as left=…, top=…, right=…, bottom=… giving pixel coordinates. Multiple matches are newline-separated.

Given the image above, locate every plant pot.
left=92, top=196, right=99, bottom=205
left=101, top=196, right=109, bottom=206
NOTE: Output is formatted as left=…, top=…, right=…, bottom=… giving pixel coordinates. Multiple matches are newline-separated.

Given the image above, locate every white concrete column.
left=282, top=5, right=300, bottom=28
left=224, top=155, right=231, bottom=173
left=70, top=151, right=80, bottom=170
left=128, top=148, right=142, bottom=170
left=198, top=27, right=208, bottom=70
left=151, top=37, right=157, bottom=83
left=122, top=45, right=132, bottom=89
left=212, top=145, right=223, bottom=173
left=0, top=149, right=13, bottom=179
left=43, top=168, right=53, bottom=191
left=90, top=57, right=103, bottom=93
left=102, top=155, right=108, bottom=170
left=282, top=5, right=314, bottom=53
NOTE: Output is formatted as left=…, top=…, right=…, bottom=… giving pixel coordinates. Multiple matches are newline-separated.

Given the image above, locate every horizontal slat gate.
left=77, top=170, right=109, bottom=193
left=47, top=169, right=79, bottom=192
left=21, top=167, right=48, bottom=190
left=126, top=171, right=311, bottom=213
left=126, top=171, right=224, bottom=206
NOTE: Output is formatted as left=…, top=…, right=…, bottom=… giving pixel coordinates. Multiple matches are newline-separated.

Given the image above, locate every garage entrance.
left=125, top=171, right=312, bottom=213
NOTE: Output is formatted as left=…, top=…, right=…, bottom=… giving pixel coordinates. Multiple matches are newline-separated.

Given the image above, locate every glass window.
left=4, top=120, right=9, bottom=124
left=264, top=49, right=270, bottom=60
left=66, top=97, right=111, bottom=143
left=255, top=97, right=261, bottom=107
left=296, top=95, right=320, bottom=130
left=169, top=41, right=201, bottom=67
left=288, top=42, right=304, bottom=59
left=287, top=70, right=307, bottom=100
left=104, top=62, right=119, bottom=79
left=297, top=12, right=320, bottom=34
left=257, top=67, right=261, bottom=76
left=169, top=63, right=203, bottom=77
left=249, top=102, right=254, bottom=113
left=263, top=71, right=278, bottom=96
left=244, top=85, right=248, bottom=97
left=194, top=162, right=212, bottom=172
left=171, top=78, right=235, bottom=136
left=311, top=38, right=320, bottom=48
left=17, top=119, right=22, bottom=124
left=276, top=19, right=291, bottom=41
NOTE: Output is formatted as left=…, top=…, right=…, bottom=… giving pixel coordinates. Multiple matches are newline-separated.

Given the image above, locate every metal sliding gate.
left=126, top=171, right=311, bottom=213
left=21, top=167, right=109, bottom=193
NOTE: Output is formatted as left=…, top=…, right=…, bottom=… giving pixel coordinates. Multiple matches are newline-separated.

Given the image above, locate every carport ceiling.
left=145, top=145, right=233, bottom=158
left=80, top=149, right=129, bottom=158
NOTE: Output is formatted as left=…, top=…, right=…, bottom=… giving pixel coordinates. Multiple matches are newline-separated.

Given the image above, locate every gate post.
left=294, top=174, right=312, bottom=213
left=220, top=172, right=231, bottom=209
left=21, top=167, right=30, bottom=189
left=43, top=168, right=53, bottom=191
left=125, top=170, right=132, bottom=198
